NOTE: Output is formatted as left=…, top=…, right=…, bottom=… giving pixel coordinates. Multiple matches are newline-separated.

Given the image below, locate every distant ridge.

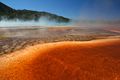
left=0, top=2, right=70, bottom=23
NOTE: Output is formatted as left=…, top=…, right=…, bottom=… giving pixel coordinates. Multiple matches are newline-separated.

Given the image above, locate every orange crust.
left=0, top=39, right=120, bottom=80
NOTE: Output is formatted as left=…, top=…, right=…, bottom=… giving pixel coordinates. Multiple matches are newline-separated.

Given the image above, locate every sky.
left=0, top=0, right=120, bottom=21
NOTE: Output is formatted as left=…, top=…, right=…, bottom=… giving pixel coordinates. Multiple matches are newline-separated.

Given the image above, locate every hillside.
left=0, top=2, right=70, bottom=23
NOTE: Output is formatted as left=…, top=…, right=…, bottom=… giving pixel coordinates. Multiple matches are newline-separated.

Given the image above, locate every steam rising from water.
left=0, top=17, right=71, bottom=27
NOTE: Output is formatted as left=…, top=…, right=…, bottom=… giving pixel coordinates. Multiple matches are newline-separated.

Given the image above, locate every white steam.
left=0, top=17, right=70, bottom=27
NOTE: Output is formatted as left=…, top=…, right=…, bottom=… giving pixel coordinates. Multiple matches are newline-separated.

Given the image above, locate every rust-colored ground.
left=0, top=39, right=120, bottom=80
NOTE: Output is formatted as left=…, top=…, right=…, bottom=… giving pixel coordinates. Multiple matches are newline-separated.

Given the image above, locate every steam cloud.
left=0, top=17, right=71, bottom=27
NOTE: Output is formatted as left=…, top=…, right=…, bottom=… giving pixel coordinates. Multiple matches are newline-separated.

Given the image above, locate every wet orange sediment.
left=0, top=39, right=120, bottom=80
